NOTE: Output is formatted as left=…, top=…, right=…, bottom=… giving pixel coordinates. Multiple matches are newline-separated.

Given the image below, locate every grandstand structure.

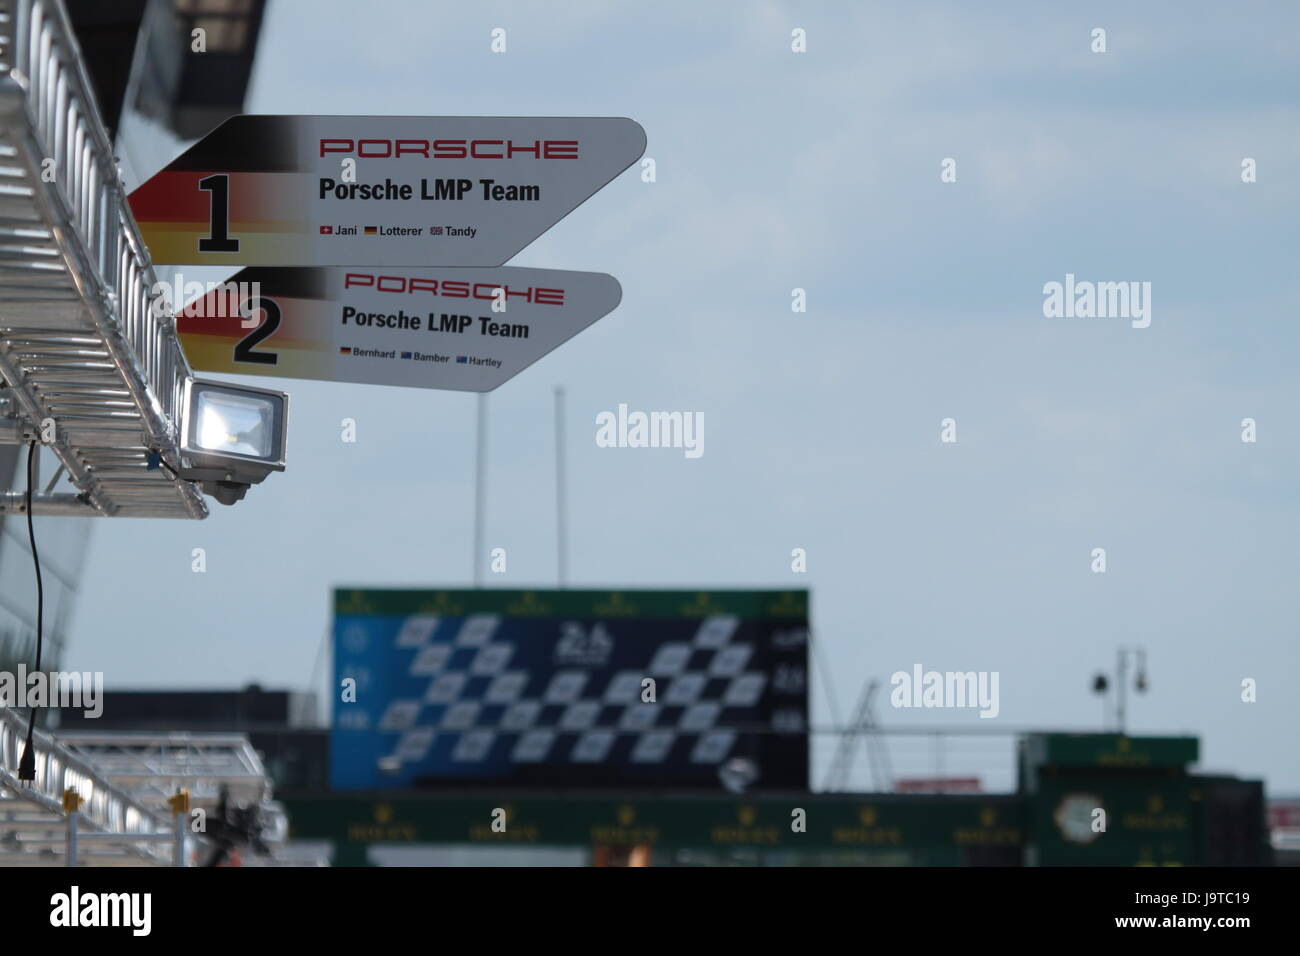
left=0, top=703, right=306, bottom=865
left=0, top=0, right=289, bottom=866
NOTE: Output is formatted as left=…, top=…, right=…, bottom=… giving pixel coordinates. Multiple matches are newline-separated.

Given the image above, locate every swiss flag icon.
left=320, top=225, right=333, bottom=234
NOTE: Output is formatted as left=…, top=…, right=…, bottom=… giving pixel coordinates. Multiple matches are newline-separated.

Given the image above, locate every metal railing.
left=0, top=0, right=205, bottom=518
left=0, top=706, right=309, bottom=866
left=0, top=705, right=191, bottom=865
left=57, top=729, right=286, bottom=840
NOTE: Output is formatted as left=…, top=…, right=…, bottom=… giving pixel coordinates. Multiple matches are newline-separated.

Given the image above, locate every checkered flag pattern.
left=372, top=613, right=782, bottom=767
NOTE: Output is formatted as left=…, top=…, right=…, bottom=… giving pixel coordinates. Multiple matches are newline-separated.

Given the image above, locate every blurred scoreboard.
left=331, top=589, right=809, bottom=791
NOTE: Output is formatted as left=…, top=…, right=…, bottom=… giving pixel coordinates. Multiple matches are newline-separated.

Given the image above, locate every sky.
left=63, top=0, right=1300, bottom=793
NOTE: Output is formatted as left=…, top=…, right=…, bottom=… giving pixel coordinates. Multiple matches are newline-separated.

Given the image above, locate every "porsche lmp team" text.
left=341, top=306, right=529, bottom=339
left=319, top=177, right=540, bottom=202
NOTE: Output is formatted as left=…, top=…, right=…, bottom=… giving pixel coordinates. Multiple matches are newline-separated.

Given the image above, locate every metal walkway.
left=0, top=0, right=205, bottom=518
left=0, top=705, right=309, bottom=866
left=0, top=705, right=194, bottom=865
left=57, top=729, right=288, bottom=846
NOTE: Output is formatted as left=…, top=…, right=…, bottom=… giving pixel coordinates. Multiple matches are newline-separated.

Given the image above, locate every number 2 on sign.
left=235, top=297, right=280, bottom=365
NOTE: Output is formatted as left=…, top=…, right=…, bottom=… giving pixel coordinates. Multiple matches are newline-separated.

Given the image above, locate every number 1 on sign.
left=198, top=174, right=239, bottom=252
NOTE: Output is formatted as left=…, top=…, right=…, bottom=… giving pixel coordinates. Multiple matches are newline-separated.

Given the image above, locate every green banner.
left=283, top=792, right=1025, bottom=852
left=333, top=588, right=809, bottom=619
left=1032, top=774, right=1197, bottom=865
left=1026, top=734, right=1199, bottom=770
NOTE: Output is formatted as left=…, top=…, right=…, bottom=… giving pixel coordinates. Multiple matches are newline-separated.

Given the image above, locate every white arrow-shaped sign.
left=130, top=115, right=646, bottom=267
left=177, top=266, right=622, bottom=392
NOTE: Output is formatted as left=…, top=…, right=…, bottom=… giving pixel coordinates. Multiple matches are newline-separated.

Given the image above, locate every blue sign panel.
left=330, top=589, right=809, bottom=791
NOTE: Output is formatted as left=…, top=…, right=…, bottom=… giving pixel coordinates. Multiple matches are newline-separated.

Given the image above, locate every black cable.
left=17, top=440, right=43, bottom=782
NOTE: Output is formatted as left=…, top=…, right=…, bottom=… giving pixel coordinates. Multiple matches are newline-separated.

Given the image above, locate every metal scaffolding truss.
left=0, top=705, right=196, bottom=865
left=1, top=706, right=302, bottom=865
left=56, top=729, right=289, bottom=845
left=56, top=731, right=272, bottom=805
left=0, top=0, right=206, bottom=518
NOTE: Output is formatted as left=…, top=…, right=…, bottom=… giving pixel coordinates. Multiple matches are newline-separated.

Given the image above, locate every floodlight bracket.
left=0, top=491, right=97, bottom=516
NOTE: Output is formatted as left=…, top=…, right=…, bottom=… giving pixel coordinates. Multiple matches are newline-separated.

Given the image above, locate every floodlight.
left=178, top=378, right=288, bottom=505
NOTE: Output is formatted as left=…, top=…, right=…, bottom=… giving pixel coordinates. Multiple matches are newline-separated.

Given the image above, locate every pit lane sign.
left=178, top=267, right=622, bottom=392
left=129, top=115, right=646, bottom=266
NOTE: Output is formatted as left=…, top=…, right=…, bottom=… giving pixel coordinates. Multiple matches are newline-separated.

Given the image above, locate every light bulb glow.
left=194, top=390, right=274, bottom=458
